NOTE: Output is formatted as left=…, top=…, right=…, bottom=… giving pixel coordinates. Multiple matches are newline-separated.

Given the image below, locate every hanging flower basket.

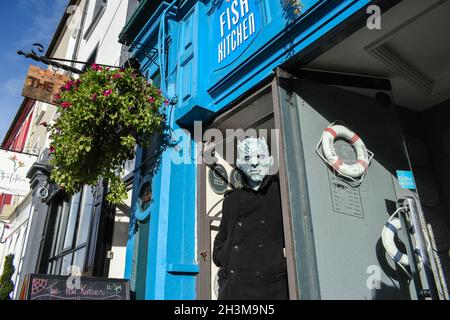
left=46, top=65, right=167, bottom=204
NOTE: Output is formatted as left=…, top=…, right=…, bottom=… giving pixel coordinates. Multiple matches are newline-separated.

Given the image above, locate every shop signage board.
left=0, top=150, right=37, bottom=196
left=20, top=274, right=130, bottom=300
left=22, top=65, right=70, bottom=105
left=212, top=0, right=262, bottom=69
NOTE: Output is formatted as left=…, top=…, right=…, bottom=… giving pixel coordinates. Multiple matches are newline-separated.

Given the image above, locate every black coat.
left=213, top=174, right=288, bottom=300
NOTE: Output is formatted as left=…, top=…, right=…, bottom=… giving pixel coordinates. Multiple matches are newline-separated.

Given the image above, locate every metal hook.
left=31, top=43, right=45, bottom=55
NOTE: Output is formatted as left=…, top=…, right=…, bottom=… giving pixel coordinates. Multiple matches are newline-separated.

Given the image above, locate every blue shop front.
left=119, top=0, right=450, bottom=300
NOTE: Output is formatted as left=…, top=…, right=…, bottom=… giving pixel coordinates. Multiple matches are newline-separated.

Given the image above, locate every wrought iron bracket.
left=17, top=43, right=122, bottom=74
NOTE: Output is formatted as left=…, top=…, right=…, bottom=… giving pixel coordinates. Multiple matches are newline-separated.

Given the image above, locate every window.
left=83, top=0, right=108, bottom=40
left=43, top=186, right=96, bottom=275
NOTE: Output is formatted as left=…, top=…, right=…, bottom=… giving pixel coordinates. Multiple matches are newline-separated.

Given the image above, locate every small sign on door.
left=396, top=170, right=416, bottom=190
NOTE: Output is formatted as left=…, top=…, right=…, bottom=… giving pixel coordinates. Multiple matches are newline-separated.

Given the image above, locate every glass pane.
left=54, top=200, right=71, bottom=255
left=152, top=72, right=161, bottom=88
left=75, top=186, right=95, bottom=246
left=47, top=262, right=52, bottom=274
left=72, top=248, right=87, bottom=273
left=60, top=254, right=74, bottom=276
left=52, top=258, right=61, bottom=275
left=49, top=203, right=62, bottom=257
left=63, top=192, right=82, bottom=250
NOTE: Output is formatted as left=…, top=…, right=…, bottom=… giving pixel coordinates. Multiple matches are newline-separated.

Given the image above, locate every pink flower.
left=113, top=73, right=123, bottom=79
left=92, top=64, right=103, bottom=71
left=76, top=79, right=81, bottom=86
left=49, top=146, right=55, bottom=154
left=164, top=100, right=169, bottom=106
left=63, top=81, right=76, bottom=91
left=148, top=96, right=155, bottom=103
left=91, top=93, right=98, bottom=101
left=60, top=101, right=72, bottom=108
left=54, top=94, right=61, bottom=101
left=157, top=89, right=162, bottom=95
left=103, top=89, right=113, bottom=97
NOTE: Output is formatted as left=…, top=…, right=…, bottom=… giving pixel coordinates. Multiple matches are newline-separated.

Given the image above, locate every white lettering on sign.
left=218, top=0, right=255, bottom=64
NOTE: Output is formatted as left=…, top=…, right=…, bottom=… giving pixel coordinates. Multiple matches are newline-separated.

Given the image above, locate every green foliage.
left=0, top=254, right=15, bottom=300
left=47, top=66, right=166, bottom=204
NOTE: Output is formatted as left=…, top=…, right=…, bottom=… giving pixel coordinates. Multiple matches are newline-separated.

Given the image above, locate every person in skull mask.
left=213, top=137, right=288, bottom=300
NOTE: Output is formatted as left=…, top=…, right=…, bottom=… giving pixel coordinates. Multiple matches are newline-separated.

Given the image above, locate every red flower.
left=113, top=73, right=123, bottom=79
left=49, top=146, right=55, bottom=154
left=164, top=100, right=169, bottom=106
left=148, top=96, right=155, bottom=103
left=119, top=67, right=126, bottom=72
left=92, top=64, right=103, bottom=71
left=63, top=81, right=75, bottom=91
left=91, top=93, right=98, bottom=102
left=103, top=89, right=113, bottom=97
left=54, top=94, right=61, bottom=101
left=60, top=101, right=72, bottom=108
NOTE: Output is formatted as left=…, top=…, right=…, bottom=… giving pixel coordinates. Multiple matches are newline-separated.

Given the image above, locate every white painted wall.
left=0, top=199, right=34, bottom=299
left=75, top=0, right=129, bottom=69
left=108, top=189, right=132, bottom=279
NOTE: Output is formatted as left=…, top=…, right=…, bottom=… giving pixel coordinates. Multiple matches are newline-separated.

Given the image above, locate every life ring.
left=321, top=125, right=369, bottom=179
left=382, top=217, right=420, bottom=267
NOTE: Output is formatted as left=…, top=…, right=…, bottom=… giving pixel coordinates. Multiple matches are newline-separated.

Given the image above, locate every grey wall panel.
left=288, top=82, right=412, bottom=299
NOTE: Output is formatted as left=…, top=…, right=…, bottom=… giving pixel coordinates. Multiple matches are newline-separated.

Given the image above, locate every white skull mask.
left=236, top=137, right=273, bottom=182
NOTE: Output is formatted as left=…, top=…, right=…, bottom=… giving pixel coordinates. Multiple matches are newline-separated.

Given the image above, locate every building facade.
left=0, top=96, right=56, bottom=299
left=119, top=0, right=450, bottom=300
left=0, top=0, right=140, bottom=299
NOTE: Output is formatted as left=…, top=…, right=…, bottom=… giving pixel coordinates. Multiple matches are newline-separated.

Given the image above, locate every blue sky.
left=0, top=0, right=68, bottom=142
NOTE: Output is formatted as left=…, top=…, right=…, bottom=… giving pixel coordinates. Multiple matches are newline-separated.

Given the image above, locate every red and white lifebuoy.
left=321, top=125, right=370, bottom=179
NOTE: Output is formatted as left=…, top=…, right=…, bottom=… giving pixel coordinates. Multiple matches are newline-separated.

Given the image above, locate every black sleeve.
left=212, top=196, right=229, bottom=268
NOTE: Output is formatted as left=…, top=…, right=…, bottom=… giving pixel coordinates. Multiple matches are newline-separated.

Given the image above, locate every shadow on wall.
left=289, top=82, right=415, bottom=299
left=399, top=99, right=450, bottom=296
left=127, top=126, right=177, bottom=241
left=375, top=238, right=412, bottom=300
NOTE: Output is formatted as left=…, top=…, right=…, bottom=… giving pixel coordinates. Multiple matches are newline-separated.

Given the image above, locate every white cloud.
left=1, top=78, right=23, bottom=97
left=16, top=0, right=69, bottom=49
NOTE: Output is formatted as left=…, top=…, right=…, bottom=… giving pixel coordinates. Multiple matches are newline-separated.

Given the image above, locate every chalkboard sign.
left=20, top=274, right=130, bottom=300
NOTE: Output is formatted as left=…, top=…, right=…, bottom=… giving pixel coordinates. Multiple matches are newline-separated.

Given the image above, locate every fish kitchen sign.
left=213, top=0, right=262, bottom=68
left=0, top=150, right=37, bottom=196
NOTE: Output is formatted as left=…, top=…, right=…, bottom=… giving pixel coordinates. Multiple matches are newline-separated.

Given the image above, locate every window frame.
left=42, top=187, right=96, bottom=275
left=83, top=0, right=108, bottom=41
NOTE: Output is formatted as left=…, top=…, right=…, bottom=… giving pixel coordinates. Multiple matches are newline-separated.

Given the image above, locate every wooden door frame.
left=195, top=77, right=299, bottom=299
